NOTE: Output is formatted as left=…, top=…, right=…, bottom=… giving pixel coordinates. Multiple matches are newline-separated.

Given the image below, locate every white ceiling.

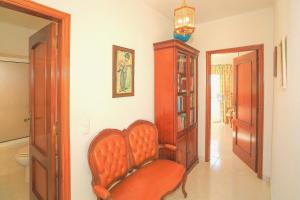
left=143, top=0, right=274, bottom=23
left=0, top=6, right=50, bottom=30
left=0, top=1, right=274, bottom=27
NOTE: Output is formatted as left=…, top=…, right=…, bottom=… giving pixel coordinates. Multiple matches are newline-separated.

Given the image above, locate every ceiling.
left=0, top=6, right=50, bottom=30
left=0, top=1, right=274, bottom=27
left=143, top=0, right=274, bottom=23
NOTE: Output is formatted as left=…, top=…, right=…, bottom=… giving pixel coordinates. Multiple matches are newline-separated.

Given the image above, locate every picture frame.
left=273, top=46, right=277, bottom=78
left=277, top=41, right=282, bottom=78
left=281, top=36, right=287, bottom=89
left=112, top=45, right=135, bottom=98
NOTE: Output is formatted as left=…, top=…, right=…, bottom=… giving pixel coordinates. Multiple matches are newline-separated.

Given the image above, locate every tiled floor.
left=0, top=124, right=270, bottom=200
left=166, top=123, right=270, bottom=200
left=0, top=142, right=29, bottom=200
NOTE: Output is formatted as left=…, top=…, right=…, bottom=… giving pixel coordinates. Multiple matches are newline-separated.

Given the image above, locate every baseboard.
left=0, top=55, right=29, bottom=63
left=198, top=156, right=206, bottom=162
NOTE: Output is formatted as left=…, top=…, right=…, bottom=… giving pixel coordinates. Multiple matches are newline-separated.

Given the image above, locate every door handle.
left=231, top=105, right=237, bottom=129
left=232, top=104, right=237, bottom=118
left=24, top=117, right=31, bottom=122
left=24, top=113, right=32, bottom=122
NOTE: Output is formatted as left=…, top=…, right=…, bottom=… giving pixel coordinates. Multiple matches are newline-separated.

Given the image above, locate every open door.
left=29, top=23, right=57, bottom=200
left=232, top=51, right=258, bottom=172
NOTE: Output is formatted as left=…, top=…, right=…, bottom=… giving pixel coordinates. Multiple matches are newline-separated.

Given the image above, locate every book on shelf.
left=190, top=109, right=194, bottom=124
left=190, top=77, right=194, bottom=92
left=178, top=57, right=186, bottom=75
left=181, top=78, right=187, bottom=92
left=177, top=74, right=181, bottom=92
left=177, top=113, right=186, bottom=131
left=190, top=95, right=194, bottom=108
left=178, top=76, right=187, bottom=93
left=177, top=95, right=186, bottom=113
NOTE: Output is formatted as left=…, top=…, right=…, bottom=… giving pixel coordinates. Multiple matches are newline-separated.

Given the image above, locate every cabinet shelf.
left=178, top=92, right=187, bottom=96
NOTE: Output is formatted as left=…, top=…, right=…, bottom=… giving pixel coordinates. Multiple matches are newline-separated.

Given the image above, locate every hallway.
left=167, top=123, right=270, bottom=200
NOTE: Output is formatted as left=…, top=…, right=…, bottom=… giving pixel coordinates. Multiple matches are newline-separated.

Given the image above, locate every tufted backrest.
left=126, top=120, right=158, bottom=168
left=88, top=129, right=128, bottom=188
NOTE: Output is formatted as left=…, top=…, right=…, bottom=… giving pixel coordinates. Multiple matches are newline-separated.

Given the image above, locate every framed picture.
left=112, top=45, right=135, bottom=98
left=273, top=46, right=277, bottom=78
left=281, top=36, right=287, bottom=89
left=277, top=41, right=282, bottom=78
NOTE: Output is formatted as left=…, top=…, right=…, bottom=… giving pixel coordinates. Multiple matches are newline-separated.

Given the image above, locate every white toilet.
left=15, top=145, right=29, bottom=182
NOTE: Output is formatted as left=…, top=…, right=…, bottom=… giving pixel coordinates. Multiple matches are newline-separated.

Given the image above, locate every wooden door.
left=29, top=23, right=57, bottom=200
left=232, top=51, right=258, bottom=171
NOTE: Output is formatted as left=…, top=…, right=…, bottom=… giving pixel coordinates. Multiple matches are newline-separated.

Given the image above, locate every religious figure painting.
left=112, top=45, right=135, bottom=98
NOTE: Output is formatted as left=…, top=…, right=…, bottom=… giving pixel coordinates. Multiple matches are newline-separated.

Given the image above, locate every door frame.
left=205, top=44, right=264, bottom=179
left=0, top=0, right=71, bottom=199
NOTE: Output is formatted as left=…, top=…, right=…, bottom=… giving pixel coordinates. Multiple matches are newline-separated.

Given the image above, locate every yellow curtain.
left=211, top=64, right=233, bottom=123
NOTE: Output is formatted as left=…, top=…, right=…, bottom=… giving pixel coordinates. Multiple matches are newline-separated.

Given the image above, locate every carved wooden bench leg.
left=182, top=174, right=188, bottom=198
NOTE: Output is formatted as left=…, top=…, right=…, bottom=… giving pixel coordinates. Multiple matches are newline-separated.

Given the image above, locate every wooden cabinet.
left=154, top=40, right=199, bottom=171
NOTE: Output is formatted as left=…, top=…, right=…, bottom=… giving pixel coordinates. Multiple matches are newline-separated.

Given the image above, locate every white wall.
left=211, top=53, right=238, bottom=65
left=271, top=0, right=300, bottom=199
left=211, top=52, right=253, bottom=65
left=0, top=61, right=29, bottom=142
left=0, top=21, right=34, bottom=58
left=32, top=0, right=172, bottom=199
left=190, top=8, right=274, bottom=178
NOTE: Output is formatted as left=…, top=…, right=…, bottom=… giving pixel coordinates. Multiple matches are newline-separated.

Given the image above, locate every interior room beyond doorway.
left=210, top=53, right=244, bottom=163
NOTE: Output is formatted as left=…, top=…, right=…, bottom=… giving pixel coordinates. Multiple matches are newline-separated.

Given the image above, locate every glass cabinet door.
left=189, top=56, right=197, bottom=126
left=177, top=53, right=188, bottom=132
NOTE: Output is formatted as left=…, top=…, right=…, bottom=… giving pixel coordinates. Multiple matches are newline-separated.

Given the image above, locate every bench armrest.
left=93, top=185, right=112, bottom=200
left=159, top=144, right=177, bottom=151
left=158, top=144, right=183, bottom=164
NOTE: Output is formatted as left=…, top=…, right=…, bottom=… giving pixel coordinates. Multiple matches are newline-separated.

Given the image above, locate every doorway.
left=0, top=1, right=70, bottom=200
left=205, top=45, right=264, bottom=178
left=211, top=74, right=221, bottom=123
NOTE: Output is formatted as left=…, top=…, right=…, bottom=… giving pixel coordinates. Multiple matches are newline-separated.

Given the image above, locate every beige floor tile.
left=166, top=123, right=270, bottom=200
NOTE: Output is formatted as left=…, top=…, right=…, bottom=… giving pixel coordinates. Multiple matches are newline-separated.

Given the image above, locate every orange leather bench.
left=88, top=120, right=188, bottom=200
